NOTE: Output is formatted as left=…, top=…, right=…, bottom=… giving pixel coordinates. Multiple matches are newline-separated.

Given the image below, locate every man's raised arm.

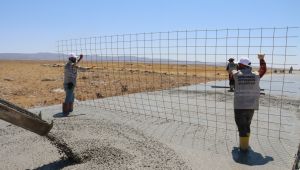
left=258, top=54, right=267, bottom=78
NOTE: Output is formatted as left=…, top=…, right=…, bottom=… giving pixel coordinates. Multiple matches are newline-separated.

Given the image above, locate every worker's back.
left=64, top=62, right=78, bottom=85
left=233, top=68, right=260, bottom=110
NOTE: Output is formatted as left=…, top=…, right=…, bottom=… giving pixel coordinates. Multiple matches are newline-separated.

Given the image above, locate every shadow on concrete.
left=231, top=147, right=274, bottom=166
left=53, top=112, right=85, bottom=118
left=33, top=158, right=76, bottom=170
left=96, top=108, right=291, bottom=167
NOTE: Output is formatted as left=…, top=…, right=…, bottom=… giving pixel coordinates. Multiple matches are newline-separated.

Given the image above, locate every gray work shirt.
left=64, top=61, right=78, bottom=85
left=232, top=68, right=260, bottom=110
left=227, top=63, right=237, bottom=73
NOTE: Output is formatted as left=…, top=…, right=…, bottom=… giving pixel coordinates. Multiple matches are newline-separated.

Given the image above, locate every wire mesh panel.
left=57, top=27, right=299, bottom=140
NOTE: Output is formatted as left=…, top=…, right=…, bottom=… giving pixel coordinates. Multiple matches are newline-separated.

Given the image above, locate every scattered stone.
left=96, top=92, right=104, bottom=98
left=4, top=78, right=13, bottom=81
left=41, top=78, right=56, bottom=81
left=52, top=64, right=64, bottom=67
left=81, top=76, right=88, bottom=80
left=42, top=63, right=63, bottom=67
left=121, top=84, right=128, bottom=93
left=42, top=64, right=51, bottom=67
left=78, top=66, right=93, bottom=72
left=52, top=88, right=64, bottom=93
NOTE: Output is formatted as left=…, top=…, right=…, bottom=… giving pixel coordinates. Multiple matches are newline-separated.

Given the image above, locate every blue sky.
left=0, top=0, right=299, bottom=62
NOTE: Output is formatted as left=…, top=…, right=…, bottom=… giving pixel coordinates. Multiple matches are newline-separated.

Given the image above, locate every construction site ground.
left=0, top=80, right=299, bottom=170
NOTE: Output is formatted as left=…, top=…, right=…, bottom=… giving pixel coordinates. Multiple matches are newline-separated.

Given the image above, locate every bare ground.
left=0, top=60, right=228, bottom=108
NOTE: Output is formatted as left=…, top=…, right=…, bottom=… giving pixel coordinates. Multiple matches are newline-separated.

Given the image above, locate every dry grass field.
left=0, top=60, right=228, bottom=108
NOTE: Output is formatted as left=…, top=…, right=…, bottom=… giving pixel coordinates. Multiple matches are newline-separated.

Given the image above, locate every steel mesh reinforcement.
left=57, top=27, right=299, bottom=141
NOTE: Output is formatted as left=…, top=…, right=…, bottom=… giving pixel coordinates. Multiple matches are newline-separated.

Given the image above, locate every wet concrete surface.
left=0, top=85, right=299, bottom=169
left=0, top=111, right=189, bottom=170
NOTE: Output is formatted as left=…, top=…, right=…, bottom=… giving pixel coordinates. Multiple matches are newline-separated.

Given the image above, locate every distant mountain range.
left=0, top=53, right=61, bottom=60
left=0, top=53, right=226, bottom=66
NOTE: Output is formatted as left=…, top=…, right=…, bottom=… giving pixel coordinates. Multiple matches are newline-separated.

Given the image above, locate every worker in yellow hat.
left=232, top=54, right=267, bottom=152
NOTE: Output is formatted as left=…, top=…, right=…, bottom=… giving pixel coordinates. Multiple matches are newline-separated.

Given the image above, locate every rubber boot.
left=62, top=103, right=69, bottom=116
left=239, top=136, right=250, bottom=152
left=69, top=103, right=73, bottom=112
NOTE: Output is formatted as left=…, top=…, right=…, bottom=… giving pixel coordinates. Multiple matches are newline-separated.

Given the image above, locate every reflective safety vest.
left=232, top=68, right=260, bottom=110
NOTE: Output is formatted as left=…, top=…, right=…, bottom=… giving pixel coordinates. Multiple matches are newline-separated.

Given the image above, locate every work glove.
left=258, top=53, right=265, bottom=60
left=67, top=82, right=74, bottom=89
